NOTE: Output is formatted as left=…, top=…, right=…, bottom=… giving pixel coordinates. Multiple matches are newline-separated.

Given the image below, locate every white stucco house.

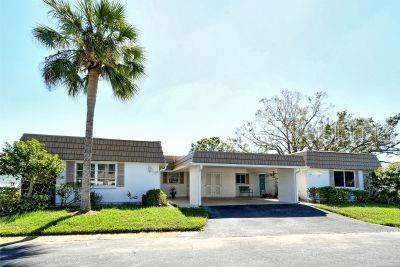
left=22, top=133, right=165, bottom=205
left=22, top=133, right=380, bottom=207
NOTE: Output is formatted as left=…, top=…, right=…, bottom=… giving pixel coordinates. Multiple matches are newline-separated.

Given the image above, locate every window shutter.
left=117, top=163, right=125, bottom=187
left=354, top=171, right=359, bottom=188
left=245, top=173, right=249, bottom=184
left=163, top=173, right=168, bottom=184
left=66, top=161, right=75, bottom=184
left=329, top=170, right=334, bottom=186
left=179, top=172, right=184, bottom=184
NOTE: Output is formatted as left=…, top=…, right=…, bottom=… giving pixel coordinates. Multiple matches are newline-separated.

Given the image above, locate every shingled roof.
left=293, top=151, right=380, bottom=171
left=172, top=151, right=305, bottom=169
left=167, top=150, right=380, bottom=171
left=21, top=133, right=165, bottom=163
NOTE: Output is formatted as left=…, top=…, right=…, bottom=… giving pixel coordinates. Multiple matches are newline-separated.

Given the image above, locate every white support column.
left=277, top=168, right=298, bottom=203
left=189, top=165, right=202, bottom=206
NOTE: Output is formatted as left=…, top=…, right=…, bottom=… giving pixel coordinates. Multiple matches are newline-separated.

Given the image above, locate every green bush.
left=353, top=190, right=371, bottom=203
left=316, top=186, right=350, bottom=204
left=0, top=187, right=20, bottom=215
left=19, top=193, right=51, bottom=212
left=142, top=189, right=168, bottom=206
left=90, top=191, right=102, bottom=208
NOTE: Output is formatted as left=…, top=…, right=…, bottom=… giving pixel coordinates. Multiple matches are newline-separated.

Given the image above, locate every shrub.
left=307, top=187, right=317, bottom=203
left=353, top=190, right=370, bottom=203
left=0, top=187, right=20, bottom=215
left=316, top=186, right=350, bottom=204
left=56, top=183, right=77, bottom=207
left=19, top=193, right=51, bottom=212
left=142, top=189, right=168, bottom=206
left=90, top=191, right=102, bottom=208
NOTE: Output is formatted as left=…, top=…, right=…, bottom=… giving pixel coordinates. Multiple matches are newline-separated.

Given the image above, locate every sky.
left=0, top=0, right=399, bottom=157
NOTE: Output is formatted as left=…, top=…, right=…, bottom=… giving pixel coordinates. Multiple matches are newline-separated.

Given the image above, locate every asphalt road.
left=1, top=204, right=400, bottom=266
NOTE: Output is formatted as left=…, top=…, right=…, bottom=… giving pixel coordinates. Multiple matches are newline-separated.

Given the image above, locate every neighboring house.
left=21, top=133, right=165, bottom=204
left=21, top=133, right=380, bottom=207
left=162, top=150, right=380, bottom=206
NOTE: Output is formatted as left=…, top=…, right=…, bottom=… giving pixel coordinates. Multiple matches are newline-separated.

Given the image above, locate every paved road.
left=1, top=204, right=400, bottom=266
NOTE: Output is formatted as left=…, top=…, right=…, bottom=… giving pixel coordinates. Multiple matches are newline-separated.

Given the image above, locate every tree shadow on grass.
left=1, top=212, right=79, bottom=247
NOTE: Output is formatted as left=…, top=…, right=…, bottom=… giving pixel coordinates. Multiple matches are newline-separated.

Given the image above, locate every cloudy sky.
left=0, top=0, right=399, bottom=156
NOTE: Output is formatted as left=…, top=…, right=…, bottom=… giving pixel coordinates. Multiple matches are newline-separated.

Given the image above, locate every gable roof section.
left=173, top=151, right=305, bottom=169
left=293, top=151, right=380, bottom=170
left=21, top=133, right=165, bottom=163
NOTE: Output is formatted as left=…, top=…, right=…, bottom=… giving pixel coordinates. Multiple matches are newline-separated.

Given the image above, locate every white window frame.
left=75, top=162, right=118, bottom=188
left=333, top=170, right=356, bottom=188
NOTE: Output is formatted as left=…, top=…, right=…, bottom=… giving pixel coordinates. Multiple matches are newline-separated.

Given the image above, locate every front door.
left=259, top=174, right=266, bottom=196
left=205, top=173, right=222, bottom=197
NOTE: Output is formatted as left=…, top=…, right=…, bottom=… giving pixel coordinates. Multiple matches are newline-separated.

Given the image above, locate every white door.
left=204, top=173, right=222, bottom=197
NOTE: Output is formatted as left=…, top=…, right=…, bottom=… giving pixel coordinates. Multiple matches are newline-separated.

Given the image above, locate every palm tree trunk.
left=80, top=68, right=99, bottom=212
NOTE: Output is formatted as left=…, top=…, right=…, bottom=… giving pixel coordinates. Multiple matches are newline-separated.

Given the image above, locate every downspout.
left=294, top=168, right=301, bottom=203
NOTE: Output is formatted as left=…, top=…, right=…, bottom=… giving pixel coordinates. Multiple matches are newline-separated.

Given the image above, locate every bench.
left=238, top=186, right=253, bottom=197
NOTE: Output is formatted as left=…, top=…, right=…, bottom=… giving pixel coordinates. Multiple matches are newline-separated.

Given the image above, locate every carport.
left=167, top=151, right=306, bottom=207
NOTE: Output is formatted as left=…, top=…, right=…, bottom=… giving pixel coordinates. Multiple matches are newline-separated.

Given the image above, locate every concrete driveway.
left=201, top=204, right=399, bottom=237
left=1, top=204, right=400, bottom=266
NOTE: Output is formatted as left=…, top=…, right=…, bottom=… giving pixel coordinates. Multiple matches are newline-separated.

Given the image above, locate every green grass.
left=0, top=206, right=208, bottom=236
left=315, top=203, right=400, bottom=227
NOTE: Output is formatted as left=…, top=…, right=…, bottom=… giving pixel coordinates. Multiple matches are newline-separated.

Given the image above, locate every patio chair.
left=238, top=186, right=253, bottom=197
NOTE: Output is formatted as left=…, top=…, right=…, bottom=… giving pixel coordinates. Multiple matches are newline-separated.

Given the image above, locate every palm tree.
left=33, top=0, right=145, bottom=211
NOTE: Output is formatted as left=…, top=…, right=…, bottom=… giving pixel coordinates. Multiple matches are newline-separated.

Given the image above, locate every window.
left=168, top=173, right=179, bottom=184
left=179, top=172, right=184, bottom=184
left=97, top=164, right=116, bottom=186
left=333, top=171, right=355, bottom=188
left=236, top=173, right=249, bottom=184
left=76, top=163, right=116, bottom=187
left=162, top=173, right=168, bottom=184
left=76, top=163, right=95, bottom=185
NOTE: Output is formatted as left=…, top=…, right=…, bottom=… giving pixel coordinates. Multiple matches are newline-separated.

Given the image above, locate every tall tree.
left=235, top=91, right=331, bottom=154
left=313, top=111, right=400, bottom=156
left=33, top=0, right=145, bottom=211
left=190, top=137, right=237, bottom=152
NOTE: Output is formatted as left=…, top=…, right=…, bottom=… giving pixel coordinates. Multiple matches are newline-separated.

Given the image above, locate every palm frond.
left=33, top=25, right=69, bottom=49
left=42, top=50, right=85, bottom=96
left=102, top=64, right=138, bottom=100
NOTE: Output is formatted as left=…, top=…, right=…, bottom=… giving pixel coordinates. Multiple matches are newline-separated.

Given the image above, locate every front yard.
left=0, top=206, right=208, bottom=236
left=316, top=203, right=400, bottom=227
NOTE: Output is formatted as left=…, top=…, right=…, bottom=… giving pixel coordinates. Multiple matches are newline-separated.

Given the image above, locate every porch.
left=171, top=197, right=283, bottom=208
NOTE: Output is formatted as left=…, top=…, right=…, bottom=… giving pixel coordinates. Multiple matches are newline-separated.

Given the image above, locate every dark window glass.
left=345, top=171, right=355, bottom=187
left=236, top=174, right=247, bottom=184
left=334, top=171, right=344, bottom=187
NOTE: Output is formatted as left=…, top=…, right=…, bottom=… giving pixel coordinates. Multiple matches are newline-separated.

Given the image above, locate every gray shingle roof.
left=293, top=151, right=380, bottom=170
left=21, top=133, right=165, bottom=163
left=168, top=150, right=380, bottom=171
left=173, top=151, right=305, bottom=169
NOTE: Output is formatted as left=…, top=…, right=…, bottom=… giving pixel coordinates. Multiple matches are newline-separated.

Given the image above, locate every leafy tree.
left=190, top=137, right=237, bottom=152
left=33, top=0, right=145, bottom=211
left=370, top=163, right=400, bottom=204
left=0, top=139, right=64, bottom=198
left=234, top=91, right=331, bottom=154
left=313, top=111, right=400, bottom=156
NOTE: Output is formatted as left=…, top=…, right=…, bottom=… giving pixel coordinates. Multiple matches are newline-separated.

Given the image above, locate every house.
left=161, top=150, right=380, bottom=206
left=21, top=133, right=380, bottom=206
left=21, top=133, right=165, bottom=204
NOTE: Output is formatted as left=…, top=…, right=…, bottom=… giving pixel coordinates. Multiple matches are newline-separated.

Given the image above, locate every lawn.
left=0, top=206, right=208, bottom=236
left=315, top=203, right=400, bottom=227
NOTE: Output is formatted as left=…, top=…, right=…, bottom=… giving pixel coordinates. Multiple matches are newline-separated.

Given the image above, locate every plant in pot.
left=170, top=187, right=177, bottom=199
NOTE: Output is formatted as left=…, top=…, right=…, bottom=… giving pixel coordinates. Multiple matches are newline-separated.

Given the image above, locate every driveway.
left=1, top=204, right=400, bottom=266
left=201, top=204, right=399, bottom=237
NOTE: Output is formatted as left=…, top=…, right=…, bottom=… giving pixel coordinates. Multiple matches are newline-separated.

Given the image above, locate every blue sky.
left=0, top=0, right=399, bottom=156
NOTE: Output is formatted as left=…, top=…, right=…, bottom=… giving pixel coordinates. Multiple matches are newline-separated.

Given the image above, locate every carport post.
left=189, top=165, right=202, bottom=206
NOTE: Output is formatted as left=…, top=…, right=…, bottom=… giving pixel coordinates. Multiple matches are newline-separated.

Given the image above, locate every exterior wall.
left=56, top=161, right=160, bottom=205
left=160, top=172, right=189, bottom=197
left=296, top=168, right=367, bottom=201
left=189, top=165, right=202, bottom=206
left=277, top=168, right=298, bottom=203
